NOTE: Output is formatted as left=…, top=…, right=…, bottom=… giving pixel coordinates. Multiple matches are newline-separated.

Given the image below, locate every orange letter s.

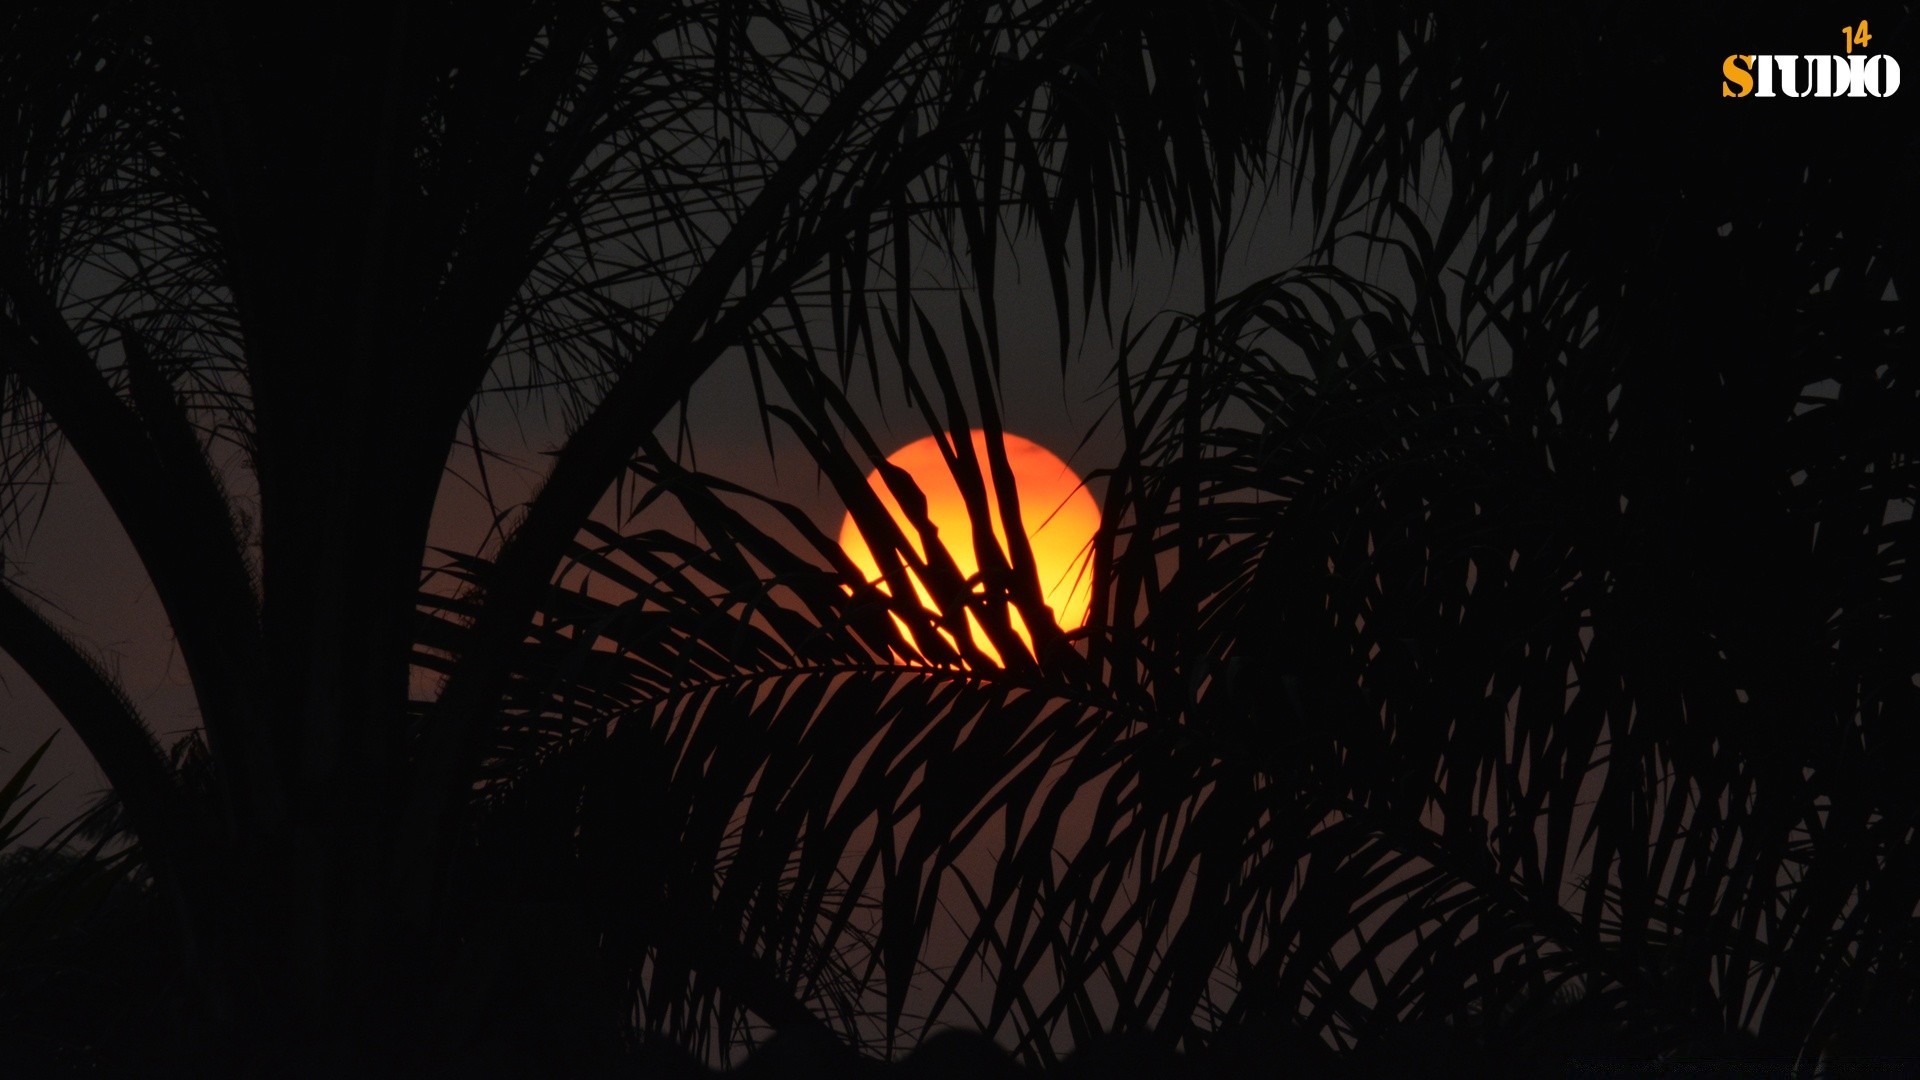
left=1723, top=54, right=1756, bottom=97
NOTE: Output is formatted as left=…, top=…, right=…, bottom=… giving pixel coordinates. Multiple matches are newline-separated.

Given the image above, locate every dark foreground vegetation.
left=2, top=1, right=1916, bottom=1076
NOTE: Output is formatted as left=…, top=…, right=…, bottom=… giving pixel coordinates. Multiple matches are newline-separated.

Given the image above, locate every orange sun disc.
left=836, top=430, right=1100, bottom=665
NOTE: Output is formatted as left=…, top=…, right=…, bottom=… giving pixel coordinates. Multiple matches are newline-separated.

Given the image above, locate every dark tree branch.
left=0, top=580, right=180, bottom=853
left=0, top=251, right=266, bottom=828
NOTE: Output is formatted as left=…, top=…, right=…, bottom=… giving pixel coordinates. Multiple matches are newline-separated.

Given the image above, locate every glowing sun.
left=837, top=430, right=1100, bottom=664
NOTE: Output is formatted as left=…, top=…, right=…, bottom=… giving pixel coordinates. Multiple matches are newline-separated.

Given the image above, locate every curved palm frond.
left=451, top=132, right=1913, bottom=1061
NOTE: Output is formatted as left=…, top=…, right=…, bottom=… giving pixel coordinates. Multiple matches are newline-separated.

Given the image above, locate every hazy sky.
left=1, top=181, right=1317, bottom=835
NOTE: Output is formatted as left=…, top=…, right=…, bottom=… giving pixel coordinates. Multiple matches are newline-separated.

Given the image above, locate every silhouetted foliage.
left=2, top=1, right=1915, bottom=1077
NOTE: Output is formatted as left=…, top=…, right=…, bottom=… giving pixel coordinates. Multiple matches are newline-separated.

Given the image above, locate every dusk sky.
left=4, top=205, right=1318, bottom=830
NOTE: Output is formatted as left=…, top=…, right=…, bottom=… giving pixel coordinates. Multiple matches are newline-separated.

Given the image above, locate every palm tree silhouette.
left=2, top=1, right=1914, bottom=1076
left=0, top=0, right=1293, bottom=1072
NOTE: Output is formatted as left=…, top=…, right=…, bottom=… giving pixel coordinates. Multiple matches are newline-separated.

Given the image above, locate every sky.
left=1, top=178, right=1322, bottom=838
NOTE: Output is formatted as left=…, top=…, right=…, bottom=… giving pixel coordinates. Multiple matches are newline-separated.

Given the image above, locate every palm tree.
left=0, top=0, right=1303, bottom=1071
left=439, top=1, right=1916, bottom=1074
left=4, top=0, right=1914, bottom=1075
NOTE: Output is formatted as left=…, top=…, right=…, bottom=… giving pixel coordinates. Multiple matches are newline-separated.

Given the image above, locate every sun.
left=837, top=430, right=1100, bottom=665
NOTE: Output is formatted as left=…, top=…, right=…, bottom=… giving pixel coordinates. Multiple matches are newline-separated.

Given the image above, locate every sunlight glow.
left=837, top=431, right=1100, bottom=665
